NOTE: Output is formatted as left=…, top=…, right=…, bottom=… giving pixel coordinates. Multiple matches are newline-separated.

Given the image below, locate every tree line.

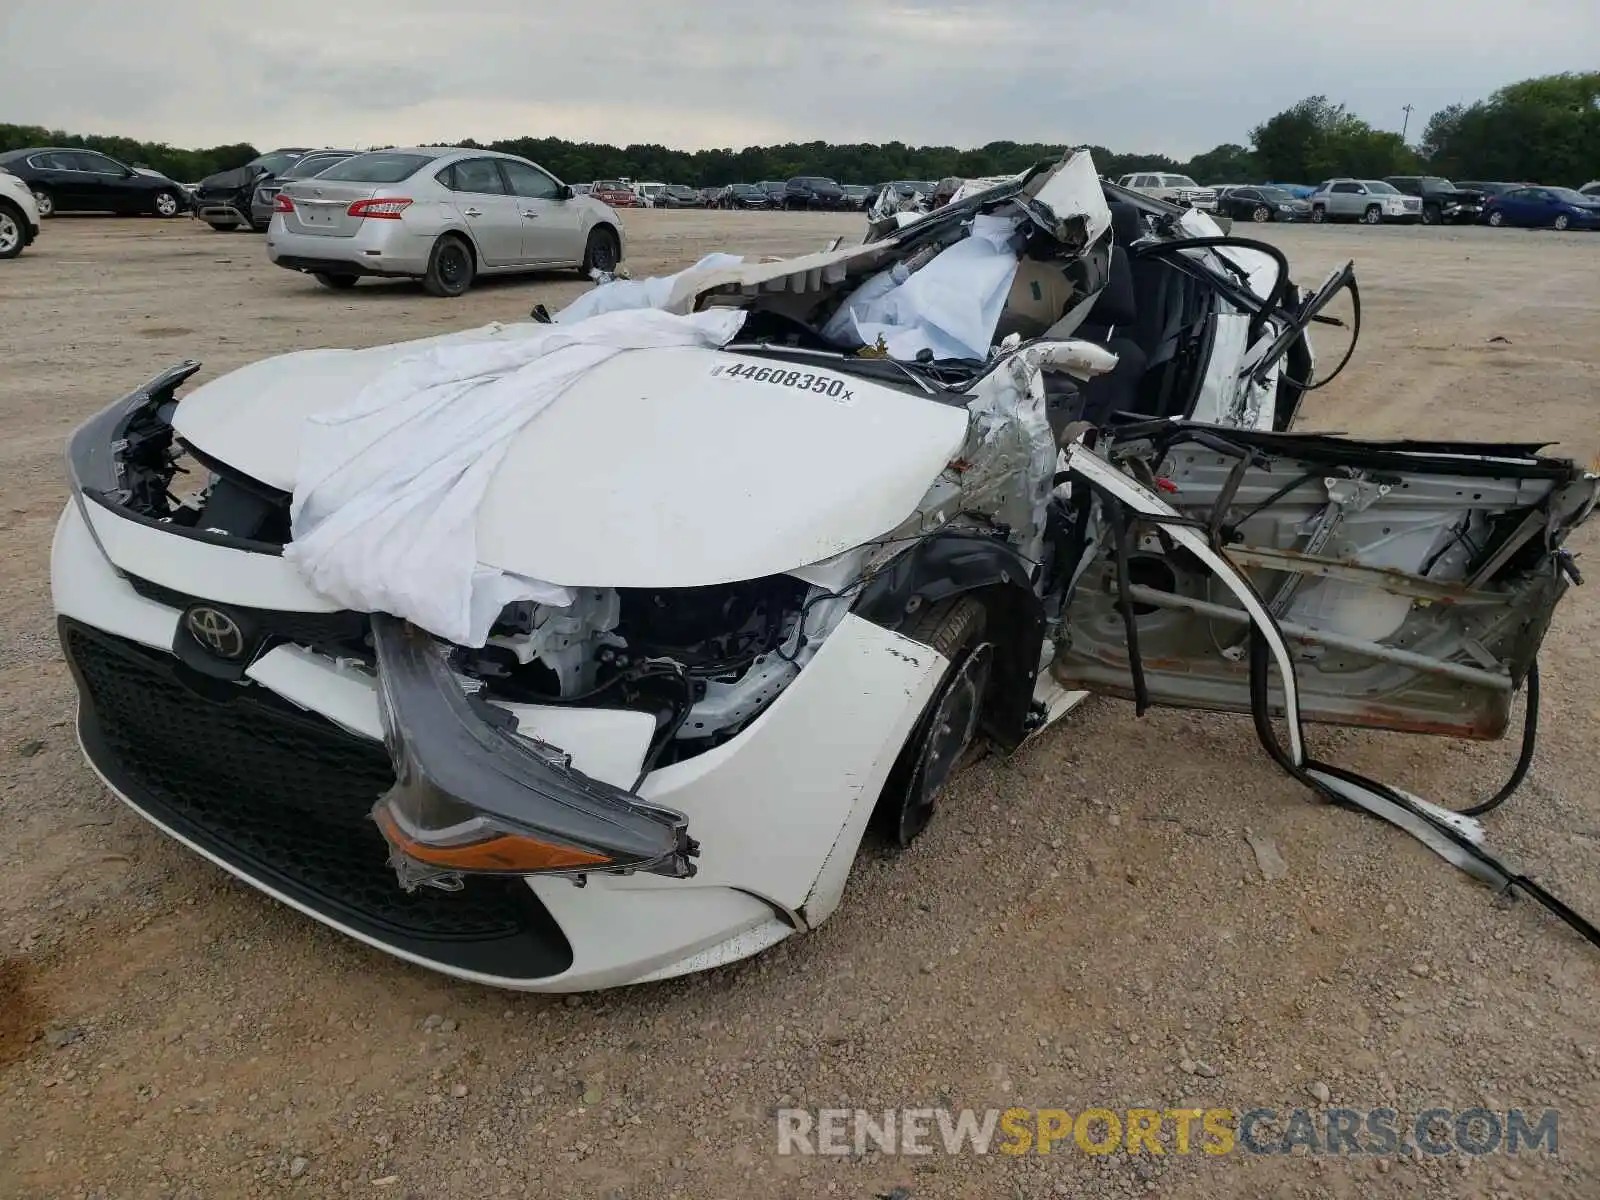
left=3, top=71, right=1593, bottom=189
left=0, top=125, right=261, bottom=184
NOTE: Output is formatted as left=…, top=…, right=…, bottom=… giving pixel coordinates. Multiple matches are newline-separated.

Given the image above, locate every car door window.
left=1332, top=182, right=1362, bottom=194
left=76, top=152, right=124, bottom=175
left=499, top=160, right=561, bottom=200
left=449, top=158, right=508, bottom=195
left=1236, top=189, right=1259, bottom=202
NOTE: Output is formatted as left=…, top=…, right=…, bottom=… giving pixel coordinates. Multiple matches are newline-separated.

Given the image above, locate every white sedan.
left=267, top=148, right=626, bottom=297
left=55, top=153, right=1598, bottom=989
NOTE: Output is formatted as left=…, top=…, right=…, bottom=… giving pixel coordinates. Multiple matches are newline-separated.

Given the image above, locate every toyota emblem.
left=185, top=606, right=247, bottom=659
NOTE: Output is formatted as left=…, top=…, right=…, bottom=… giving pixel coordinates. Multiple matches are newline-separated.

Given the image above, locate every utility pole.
left=1401, top=104, right=1415, bottom=142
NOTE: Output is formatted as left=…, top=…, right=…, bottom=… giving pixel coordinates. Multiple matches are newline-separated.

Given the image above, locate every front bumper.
left=52, top=486, right=945, bottom=989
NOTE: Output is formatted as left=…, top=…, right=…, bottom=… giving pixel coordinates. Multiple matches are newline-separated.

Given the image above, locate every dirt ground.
left=2, top=211, right=1599, bottom=1200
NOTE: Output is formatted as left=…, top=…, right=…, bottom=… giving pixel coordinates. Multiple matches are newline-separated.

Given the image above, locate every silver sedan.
left=267, top=147, right=626, bottom=297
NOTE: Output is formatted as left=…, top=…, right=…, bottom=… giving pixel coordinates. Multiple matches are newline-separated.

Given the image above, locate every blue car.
left=1482, top=186, right=1600, bottom=230
left=1264, top=182, right=1317, bottom=200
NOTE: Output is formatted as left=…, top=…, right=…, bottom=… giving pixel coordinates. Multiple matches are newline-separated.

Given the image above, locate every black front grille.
left=126, top=575, right=372, bottom=662
left=62, top=619, right=572, bottom=980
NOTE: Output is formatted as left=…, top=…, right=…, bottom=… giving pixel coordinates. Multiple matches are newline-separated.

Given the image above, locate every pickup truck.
left=1116, top=172, right=1218, bottom=212
left=1383, top=176, right=1486, bottom=225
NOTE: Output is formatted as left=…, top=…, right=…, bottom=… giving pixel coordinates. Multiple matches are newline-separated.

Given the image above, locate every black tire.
left=1251, top=204, right=1271, bottom=223
left=204, top=220, right=239, bottom=232
left=422, top=235, right=474, bottom=297
left=31, top=188, right=54, bottom=219
left=1421, top=204, right=1441, bottom=226
left=1310, top=204, right=1326, bottom=224
left=870, top=598, right=993, bottom=849
left=313, top=272, right=359, bottom=290
left=579, top=225, right=620, bottom=275
left=0, top=202, right=26, bottom=259
left=1362, top=204, right=1382, bottom=225
left=152, top=190, right=182, bottom=219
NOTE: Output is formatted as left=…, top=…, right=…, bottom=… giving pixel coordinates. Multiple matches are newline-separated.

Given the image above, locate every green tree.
left=1421, top=72, right=1600, bottom=185
left=1250, top=96, right=1347, bottom=181
left=1181, top=143, right=1258, bottom=183
left=0, top=124, right=258, bottom=180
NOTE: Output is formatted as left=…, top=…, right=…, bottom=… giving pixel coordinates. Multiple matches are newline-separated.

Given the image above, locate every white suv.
left=1117, top=172, right=1217, bottom=212
left=1307, top=179, right=1423, bottom=224
left=0, top=166, right=41, bottom=259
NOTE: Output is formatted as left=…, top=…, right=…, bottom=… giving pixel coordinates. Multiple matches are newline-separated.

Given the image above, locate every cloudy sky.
left=3, top=1, right=1595, bottom=157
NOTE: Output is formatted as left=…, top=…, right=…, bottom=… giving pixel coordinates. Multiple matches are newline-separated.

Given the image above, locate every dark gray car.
left=251, top=150, right=358, bottom=229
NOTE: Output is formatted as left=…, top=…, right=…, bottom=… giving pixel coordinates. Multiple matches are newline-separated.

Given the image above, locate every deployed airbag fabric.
left=822, top=213, right=1022, bottom=361
left=285, top=308, right=746, bottom=646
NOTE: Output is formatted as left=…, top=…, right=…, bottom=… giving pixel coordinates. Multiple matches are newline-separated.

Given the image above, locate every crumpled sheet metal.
left=958, top=339, right=1118, bottom=566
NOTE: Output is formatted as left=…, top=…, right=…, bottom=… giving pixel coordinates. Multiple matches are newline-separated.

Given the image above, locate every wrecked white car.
left=54, top=152, right=1598, bottom=990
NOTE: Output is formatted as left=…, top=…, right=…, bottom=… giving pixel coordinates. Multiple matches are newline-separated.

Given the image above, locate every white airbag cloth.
left=286, top=308, right=746, bottom=647
left=556, top=253, right=747, bottom=323
left=821, top=212, right=1022, bottom=361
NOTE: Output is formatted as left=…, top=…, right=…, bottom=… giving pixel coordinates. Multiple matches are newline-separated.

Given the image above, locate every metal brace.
left=1222, top=473, right=1391, bottom=661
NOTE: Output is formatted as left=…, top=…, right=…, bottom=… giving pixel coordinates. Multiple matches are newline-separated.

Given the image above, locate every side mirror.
left=559, top=184, right=573, bottom=200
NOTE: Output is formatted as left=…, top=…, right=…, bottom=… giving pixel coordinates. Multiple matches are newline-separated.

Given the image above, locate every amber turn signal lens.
left=374, top=808, right=612, bottom=874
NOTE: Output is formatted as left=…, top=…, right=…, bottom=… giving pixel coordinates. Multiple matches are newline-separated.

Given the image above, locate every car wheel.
left=422, top=234, right=474, bottom=298
left=1310, top=205, right=1326, bottom=224
left=1553, top=214, right=1571, bottom=231
left=0, top=203, right=25, bottom=259
left=1251, top=204, right=1271, bottom=223
left=1362, top=205, right=1382, bottom=225
left=31, top=188, right=54, bottom=219
left=580, top=225, right=620, bottom=275
left=871, top=597, right=992, bottom=849
left=152, top=190, right=181, bottom=218
left=1422, top=204, right=1441, bottom=226
left=1487, top=210, right=1506, bottom=227
left=313, top=273, right=359, bottom=290
left=204, top=220, right=238, bottom=232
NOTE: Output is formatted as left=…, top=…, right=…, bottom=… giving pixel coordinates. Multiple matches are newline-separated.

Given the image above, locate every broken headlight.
left=369, top=615, right=697, bottom=891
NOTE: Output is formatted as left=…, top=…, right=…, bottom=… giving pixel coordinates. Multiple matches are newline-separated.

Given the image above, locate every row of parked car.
left=578, top=178, right=888, bottom=211
left=1118, top=170, right=1600, bottom=230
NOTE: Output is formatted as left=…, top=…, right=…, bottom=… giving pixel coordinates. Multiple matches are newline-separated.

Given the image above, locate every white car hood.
left=173, top=326, right=970, bottom=588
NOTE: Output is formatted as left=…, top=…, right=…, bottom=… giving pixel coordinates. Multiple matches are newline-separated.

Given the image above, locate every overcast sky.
left=3, top=2, right=1595, bottom=158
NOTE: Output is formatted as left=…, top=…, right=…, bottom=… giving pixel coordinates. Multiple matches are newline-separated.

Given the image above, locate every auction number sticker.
left=710, top=359, right=856, bottom=405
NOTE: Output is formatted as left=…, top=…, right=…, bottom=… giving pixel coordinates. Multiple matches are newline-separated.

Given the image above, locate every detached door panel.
left=1054, top=429, right=1596, bottom=739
